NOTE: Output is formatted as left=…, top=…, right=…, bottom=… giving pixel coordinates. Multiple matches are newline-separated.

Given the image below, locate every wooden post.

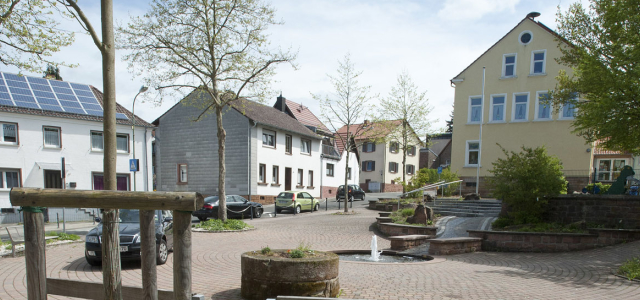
left=140, top=210, right=157, bottom=300
left=23, top=209, right=47, bottom=300
left=173, top=211, right=192, bottom=300
left=102, top=209, right=122, bottom=299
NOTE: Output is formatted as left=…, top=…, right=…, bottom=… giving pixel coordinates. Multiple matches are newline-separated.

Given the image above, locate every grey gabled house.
left=153, top=92, right=322, bottom=204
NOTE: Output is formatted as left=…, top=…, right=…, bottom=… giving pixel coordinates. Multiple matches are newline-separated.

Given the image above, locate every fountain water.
left=370, top=235, right=382, bottom=261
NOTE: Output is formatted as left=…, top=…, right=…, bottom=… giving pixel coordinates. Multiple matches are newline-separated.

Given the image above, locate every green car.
left=275, top=191, right=320, bottom=214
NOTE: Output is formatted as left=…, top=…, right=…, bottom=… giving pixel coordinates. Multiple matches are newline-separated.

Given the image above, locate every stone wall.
left=321, top=186, right=338, bottom=200
left=381, top=183, right=403, bottom=193
left=468, top=228, right=640, bottom=252
left=244, top=195, right=277, bottom=205
left=378, top=223, right=437, bottom=236
left=545, top=195, right=640, bottom=229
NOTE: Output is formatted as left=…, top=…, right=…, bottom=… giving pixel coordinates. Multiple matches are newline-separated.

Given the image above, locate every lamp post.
left=132, top=85, right=149, bottom=191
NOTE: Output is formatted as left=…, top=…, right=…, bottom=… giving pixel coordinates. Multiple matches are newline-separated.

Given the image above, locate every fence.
left=0, top=207, right=96, bottom=225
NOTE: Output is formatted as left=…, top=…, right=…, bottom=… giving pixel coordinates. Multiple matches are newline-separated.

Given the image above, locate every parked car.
left=275, top=191, right=320, bottom=214
left=336, top=184, right=366, bottom=202
left=192, top=195, right=263, bottom=221
left=85, top=209, right=173, bottom=266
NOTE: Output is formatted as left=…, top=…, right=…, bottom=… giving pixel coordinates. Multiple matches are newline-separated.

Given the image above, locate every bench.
left=5, top=227, right=58, bottom=257
left=378, top=212, right=391, bottom=217
left=427, top=237, right=481, bottom=255
left=388, top=235, right=431, bottom=251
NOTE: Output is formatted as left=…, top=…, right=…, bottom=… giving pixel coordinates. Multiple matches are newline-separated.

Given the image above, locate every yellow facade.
left=450, top=18, right=593, bottom=183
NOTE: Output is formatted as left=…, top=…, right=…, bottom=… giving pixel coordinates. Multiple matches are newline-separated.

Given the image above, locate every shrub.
left=618, top=257, right=640, bottom=281
left=296, top=241, right=312, bottom=252
left=585, top=182, right=611, bottom=194
left=491, top=217, right=513, bottom=229
left=488, top=145, right=567, bottom=224
left=401, top=167, right=461, bottom=197
left=46, top=231, right=80, bottom=241
left=400, top=208, right=414, bottom=217
left=194, top=219, right=253, bottom=231
left=289, top=249, right=305, bottom=258
left=261, top=246, right=271, bottom=255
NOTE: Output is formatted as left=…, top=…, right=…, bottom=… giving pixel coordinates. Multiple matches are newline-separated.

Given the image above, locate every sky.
left=3, top=0, right=584, bottom=133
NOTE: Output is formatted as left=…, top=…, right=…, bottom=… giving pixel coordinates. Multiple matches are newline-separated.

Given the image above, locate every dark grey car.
left=336, top=184, right=366, bottom=202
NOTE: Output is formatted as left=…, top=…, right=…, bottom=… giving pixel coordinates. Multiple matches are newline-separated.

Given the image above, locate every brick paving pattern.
left=0, top=206, right=639, bottom=299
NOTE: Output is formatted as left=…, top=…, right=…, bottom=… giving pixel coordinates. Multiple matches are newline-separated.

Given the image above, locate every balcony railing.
left=322, top=144, right=340, bottom=159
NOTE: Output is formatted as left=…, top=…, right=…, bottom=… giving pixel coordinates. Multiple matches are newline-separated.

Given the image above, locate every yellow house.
left=450, top=13, right=593, bottom=195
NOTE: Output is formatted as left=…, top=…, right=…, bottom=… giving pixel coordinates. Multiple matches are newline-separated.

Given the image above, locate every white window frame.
left=90, top=131, right=129, bottom=153
left=272, top=165, right=279, bottom=184
left=596, top=158, right=627, bottom=182
left=177, top=164, right=188, bottom=184
left=468, top=96, right=482, bottom=124
left=262, top=129, right=276, bottom=148
left=0, top=169, right=21, bottom=190
left=559, top=93, right=578, bottom=120
left=489, top=94, right=507, bottom=123
left=300, top=139, right=311, bottom=154
left=534, top=91, right=553, bottom=121
left=530, top=49, right=547, bottom=75
left=502, top=53, right=517, bottom=78
left=326, top=163, right=334, bottom=177
left=297, top=169, right=303, bottom=186
left=511, top=92, right=530, bottom=122
left=465, top=140, right=480, bottom=167
left=43, top=126, right=61, bottom=148
left=0, top=122, right=18, bottom=145
left=259, top=164, right=266, bottom=183
left=308, top=170, right=313, bottom=187
left=116, top=133, right=129, bottom=153
left=90, top=131, right=104, bottom=151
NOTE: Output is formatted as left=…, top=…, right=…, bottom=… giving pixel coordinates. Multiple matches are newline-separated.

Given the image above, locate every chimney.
left=363, top=120, right=370, bottom=126
left=277, top=93, right=286, bottom=112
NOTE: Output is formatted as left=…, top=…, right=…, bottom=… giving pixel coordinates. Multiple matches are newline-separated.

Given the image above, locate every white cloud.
left=438, top=0, right=521, bottom=21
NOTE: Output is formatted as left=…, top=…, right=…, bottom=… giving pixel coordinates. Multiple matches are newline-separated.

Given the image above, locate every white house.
left=0, top=72, right=154, bottom=223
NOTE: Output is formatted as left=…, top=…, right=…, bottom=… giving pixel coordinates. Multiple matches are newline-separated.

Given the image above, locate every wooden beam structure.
left=47, top=278, right=176, bottom=300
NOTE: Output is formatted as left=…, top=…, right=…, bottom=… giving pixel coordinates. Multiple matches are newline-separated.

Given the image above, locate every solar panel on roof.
left=86, top=110, right=103, bottom=116
left=15, top=101, right=39, bottom=109
left=40, top=104, right=63, bottom=112
left=0, top=99, right=13, bottom=106
left=116, top=113, right=128, bottom=120
left=36, top=98, right=59, bottom=105
left=3, top=74, right=25, bottom=81
left=0, top=92, right=11, bottom=100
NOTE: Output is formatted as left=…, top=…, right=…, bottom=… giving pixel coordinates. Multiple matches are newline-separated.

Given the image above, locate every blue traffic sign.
left=129, top=159, right=139, bottom=172
left=437, top=166, right=443, bottom=174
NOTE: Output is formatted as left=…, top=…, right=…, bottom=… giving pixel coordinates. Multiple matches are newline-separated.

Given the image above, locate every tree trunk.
left=343, top=134, right=350, bottom=212
left=100, top=0, right=122, bottom=298
left=216, top=106, right=227, bottom=221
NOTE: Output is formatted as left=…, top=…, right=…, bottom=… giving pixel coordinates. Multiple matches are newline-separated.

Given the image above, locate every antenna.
left=527, top=12, right=541, bottom=20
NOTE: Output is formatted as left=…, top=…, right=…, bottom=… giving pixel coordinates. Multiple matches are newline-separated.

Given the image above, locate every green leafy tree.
left=402, top=167, right=460, bottom=198
left=118, top=0, right=295, bottom=221
left=553, top=0, right=640, bottom=154
left=445, top=106, right=453, bottom=133
left=0, top=0, right=75, bottom=72
left=488, top=145, right=567, bottom=224
left=376, top=71, right=433, bottom=192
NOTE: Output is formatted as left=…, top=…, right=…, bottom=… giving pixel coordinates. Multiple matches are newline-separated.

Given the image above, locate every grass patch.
left=618, top=257, right=640, bottom=281
left=46, top=231, right=81, bottom=241
left=194, top=219, right=253, bottom=231
left=379, top=198, right=422, bottom=205
left=389, top=208, right=433, bottom=226
left=491, top=221, right=589, bottom=233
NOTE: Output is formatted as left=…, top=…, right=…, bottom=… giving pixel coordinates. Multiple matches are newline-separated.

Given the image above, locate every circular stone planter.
left=241, top=250, right=340, bottom=300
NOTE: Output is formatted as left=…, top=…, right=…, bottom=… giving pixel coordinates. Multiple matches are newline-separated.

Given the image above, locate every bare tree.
left=376, top=70, right=433, bottom=193
left=0, top=0, right=75, bottom=72
left=57, top=0, right=121, bottom=298
left=118, top=0, right=295, bottom=221
left=312, top=54, right=375, bottom=212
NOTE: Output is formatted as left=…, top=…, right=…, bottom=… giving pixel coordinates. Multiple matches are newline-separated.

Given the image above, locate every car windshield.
left=277, top=192, right=294, bottom=199
left=119, top=209, right=141, bottom=223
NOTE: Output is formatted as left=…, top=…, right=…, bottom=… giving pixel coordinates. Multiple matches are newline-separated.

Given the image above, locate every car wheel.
left=361, top=194, right=366, bottom=201
left=314, top=203, right=319, bottom=211
left=295, top=205, right=301, bottom=214
left=85, top=254, right=101, bottom=267
left=156, top=239, right=168, bottom=265
left=197, top=217, right=207, bottom=222
left=276, top=208, right=282, bottom=213
left=254, top=208, right=263, bottom=218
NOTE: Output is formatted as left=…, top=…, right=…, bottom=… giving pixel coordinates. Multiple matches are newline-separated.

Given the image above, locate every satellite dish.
left=527, top=12, right=541, bottom=19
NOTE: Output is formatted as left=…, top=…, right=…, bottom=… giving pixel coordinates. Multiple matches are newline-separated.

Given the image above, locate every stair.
left=427, top=199, right=502, bottom=217
left=78, top=208, right=99, bottom=219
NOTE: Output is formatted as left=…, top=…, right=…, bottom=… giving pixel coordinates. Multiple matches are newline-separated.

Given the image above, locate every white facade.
left=321, top=151, right=359, bottom=198
left=254, top=125, right=322, bottom=198
left=0, top=112, right=153, bottom=208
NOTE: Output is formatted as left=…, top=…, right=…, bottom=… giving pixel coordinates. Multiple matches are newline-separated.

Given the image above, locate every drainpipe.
left=320, top=154, right=324, bottom=198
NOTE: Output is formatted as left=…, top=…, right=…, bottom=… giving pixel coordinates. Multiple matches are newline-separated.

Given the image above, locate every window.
left=406, top=164, right=415, bottom=175
left=90, top=131, right=129, bottom=152
left=512, top=93, right=529, bottom=121
left=530, top=50, right=546, bottom=75
left=389, top=142, right=399, bottom=153
left=285, top=135, right=292, bottom=154
left=177, top=164, right=188, bottom=184
left=597, top=159, right=626, bottom=181
left=519, top=30, right=533, bottom=45
left=92, top=173, right=129, bottom=190
left=262, top=129, right=275, bottom=147
left=259, top=164, right=266, bottom=183
left=272, top=166, right=279, bottom=184
left=0, top=169, right=20, bottom=189
left=297, top=169, right=303, bottom=186
left=1, top=122, right=18, bottom=144
left=389, top=162, right=398, bottom=173
left=326, top=163, right=334, bottom=176
left=407, top=145, right=416, bottom=156
left=465, top=141, right=480, bottom=166
left=362, top=160, right=375, bottom=172
left=535, top=91, right=552, bottom=120
left=308, top=170, right=313, bottom=187
left=490, top=94, right=506, bottom=122
left=43, top=126, right=61, bottom=148
left=468, top=96, right=482, bottom=123
left=301, top=139, right=311, bottom=154
left=560, top=93, right=577, bottom=119
left=362, top=142, right=375, bottom=153
left=347, top=167, right=352, bottom=179
left=502, top=54, right=516, bottom=77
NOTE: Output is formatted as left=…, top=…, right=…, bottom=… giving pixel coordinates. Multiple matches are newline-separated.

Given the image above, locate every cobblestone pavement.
left=1, top=207, right=639, bottom=299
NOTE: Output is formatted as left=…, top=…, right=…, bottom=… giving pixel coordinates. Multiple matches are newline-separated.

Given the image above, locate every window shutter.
left=362, top=144, right=366, bottom=152
left=372, top=144, right=376, bottom=152
left=362, top=161, right=366, bottom=170
left=372, top=161, right=376, bottom=171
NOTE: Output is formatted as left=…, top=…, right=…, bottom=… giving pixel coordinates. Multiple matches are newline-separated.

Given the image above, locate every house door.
left=44, top=170, right=62, bottom=188
left=285, top=168, right=292, bottom=191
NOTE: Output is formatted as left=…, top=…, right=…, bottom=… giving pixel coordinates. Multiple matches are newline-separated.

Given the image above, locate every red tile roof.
left=284, top=99, right=330, bottom=133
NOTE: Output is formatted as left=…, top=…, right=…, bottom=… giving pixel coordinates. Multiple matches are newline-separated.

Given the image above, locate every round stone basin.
left=332, top=250, right=432, bottom=263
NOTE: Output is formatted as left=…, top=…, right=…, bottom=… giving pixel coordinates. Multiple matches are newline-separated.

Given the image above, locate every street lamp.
left=132, top=85, right=149, bottom=191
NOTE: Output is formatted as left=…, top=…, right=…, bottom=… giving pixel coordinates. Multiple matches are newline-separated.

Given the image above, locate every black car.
left=336, top=184, right=366, bottom=202
left=85, top=209, right=174, bottom=266
left=192, top=195, right=263, bottom=221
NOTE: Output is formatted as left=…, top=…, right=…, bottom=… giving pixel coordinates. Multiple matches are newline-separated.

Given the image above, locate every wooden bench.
left=427, top=237, right=481, bottom=255
left=389, top=235, right=431, bottom=251
left=5, top=227, right=58, bottom=257
left=378, top=212, right=391, bottom=217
